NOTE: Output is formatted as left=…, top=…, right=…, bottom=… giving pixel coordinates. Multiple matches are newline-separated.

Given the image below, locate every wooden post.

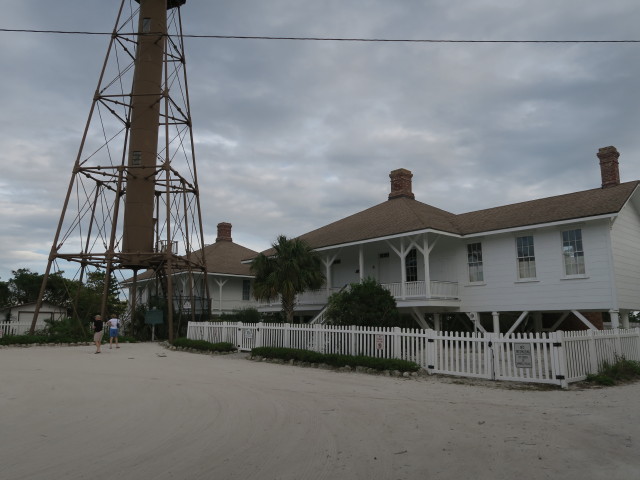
left=492, top=312, right=500, bottom=333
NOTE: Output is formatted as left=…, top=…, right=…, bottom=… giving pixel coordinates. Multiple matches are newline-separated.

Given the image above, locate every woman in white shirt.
left=107, top=314, right=120, bottom=349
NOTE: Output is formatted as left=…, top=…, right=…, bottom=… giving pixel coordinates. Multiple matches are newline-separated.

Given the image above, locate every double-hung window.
left=516, top=236, right=536, bottom=279
left=562, top=229, right=585, bottom=276
left=242, top=279, right=251, bottom=301
left=467, top=243, right=484, bottom=282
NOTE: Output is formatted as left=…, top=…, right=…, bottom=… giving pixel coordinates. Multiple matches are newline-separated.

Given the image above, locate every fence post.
left=393, top=327, right=401, bottom=359
left=485, top=333, right=496, bottom=380
left=613, top=328, right=623, bottom=359
left=283, top=323, right=290, bottom=348
left=587, top=329, right=598, bottom=372
left=426, top=329, right=435, bottom=375
left=256, top=322, right=264, bottom=349
left=236, top=321, right=243, bottom=350
left=552, top=331, right=569, bottom=389
left=315, top=323, right=324, bottom=354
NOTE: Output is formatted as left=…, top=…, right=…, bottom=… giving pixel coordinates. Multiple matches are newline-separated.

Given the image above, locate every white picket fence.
left=0, top=322, right=33, bottom=337
left=187, top=322, right=640, bottom=388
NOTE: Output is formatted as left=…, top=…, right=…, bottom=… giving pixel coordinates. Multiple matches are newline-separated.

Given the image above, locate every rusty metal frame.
left=31, top=0, right=210, bottom=341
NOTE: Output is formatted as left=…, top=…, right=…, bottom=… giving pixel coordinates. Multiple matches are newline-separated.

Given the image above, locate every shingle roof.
left=296, top=197, right=460, bottom=249
left=256, top=181, right=639, bottom=254
left=128, top=240, right=258, bottom=283
left=201, top=240, right=257, bottom=276
left=457, top=181, right=640, bottom=234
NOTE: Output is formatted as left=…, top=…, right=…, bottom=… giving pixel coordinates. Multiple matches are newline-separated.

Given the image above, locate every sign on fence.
left=375, top=334, right=384, bottom=350
left=513, top=343, right=532, bottom=369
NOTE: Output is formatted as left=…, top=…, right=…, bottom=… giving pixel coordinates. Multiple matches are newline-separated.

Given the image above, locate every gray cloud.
left=1, top=0, right=639, bottom=280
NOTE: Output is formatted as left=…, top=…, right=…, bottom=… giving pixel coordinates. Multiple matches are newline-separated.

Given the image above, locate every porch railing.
left=380, top=280, right=459, bottom=299
left=257, top=280, right=459, bottom=309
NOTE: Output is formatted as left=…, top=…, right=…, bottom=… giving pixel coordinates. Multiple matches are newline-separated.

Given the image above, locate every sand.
left=0, top=342, right=638, bottom=480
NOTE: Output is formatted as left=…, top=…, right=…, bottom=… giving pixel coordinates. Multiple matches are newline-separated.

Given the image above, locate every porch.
left=256, top=279, right=459, bottom=311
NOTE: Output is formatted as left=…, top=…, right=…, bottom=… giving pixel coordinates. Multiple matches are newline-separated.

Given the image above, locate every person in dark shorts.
left=93, top=315, right=104, bottom=354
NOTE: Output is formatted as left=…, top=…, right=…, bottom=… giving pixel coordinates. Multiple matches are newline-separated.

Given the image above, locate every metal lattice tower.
left=31, top=0, right=209, bottom=341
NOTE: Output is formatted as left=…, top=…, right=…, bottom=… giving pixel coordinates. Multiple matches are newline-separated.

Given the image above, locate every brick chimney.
left=388, top=168, right=415, bottom=200
left=216, top=222, right=232, bottom=242
left=597, top=146, right=620, bottom=188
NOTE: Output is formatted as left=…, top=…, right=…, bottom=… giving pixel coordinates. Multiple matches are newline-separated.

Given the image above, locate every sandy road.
left=0, top=342, right=638, bottom=480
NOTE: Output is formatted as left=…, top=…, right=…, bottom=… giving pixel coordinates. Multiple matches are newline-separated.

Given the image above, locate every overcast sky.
left=1, top=0, right=639, bottom=281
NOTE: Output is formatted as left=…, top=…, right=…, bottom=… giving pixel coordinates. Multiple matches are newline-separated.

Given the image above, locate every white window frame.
left=561, top=229, right=585, bottom=276
left=467, top=242, right=484, bottom=283
left=516, top=235, right=536, bottom=280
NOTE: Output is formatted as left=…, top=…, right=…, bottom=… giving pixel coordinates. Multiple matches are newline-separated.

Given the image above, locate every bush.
left=585, top=357, right=640, bottom=385
left=0, top=334, right=50, bottom=345
left=172, top=337, right=236, bottom=352
left=325, top=278, right=400, bottom=327
left=251, top=347, right=420, bottom=373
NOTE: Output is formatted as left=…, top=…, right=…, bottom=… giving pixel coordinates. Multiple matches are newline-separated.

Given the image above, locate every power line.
left=0, top=28, right=638, bottom=43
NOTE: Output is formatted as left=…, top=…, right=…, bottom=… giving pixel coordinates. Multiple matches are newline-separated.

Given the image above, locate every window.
left=242, top=280, right=251, bottom=301
left=516, top=236, right=536, bottom=279
left=142, top=18, right=152, bottom=33
left=467, top=243, right=484, bottom=282
left=405, top=248, right=417, bottom=282
left=131, top=151, right=142, bottom=166
left=562, top=229, right=585, bottom=275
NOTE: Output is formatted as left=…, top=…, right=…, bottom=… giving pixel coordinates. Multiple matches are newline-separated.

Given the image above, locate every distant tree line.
left=0, top=268, right=126, bottom=323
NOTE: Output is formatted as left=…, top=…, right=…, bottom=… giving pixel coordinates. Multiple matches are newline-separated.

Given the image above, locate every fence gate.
left=236, top=323, right=260, bottom=351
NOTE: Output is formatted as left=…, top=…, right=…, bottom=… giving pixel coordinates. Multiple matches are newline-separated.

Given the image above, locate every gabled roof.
left=257, top=180, right=639, bottom=254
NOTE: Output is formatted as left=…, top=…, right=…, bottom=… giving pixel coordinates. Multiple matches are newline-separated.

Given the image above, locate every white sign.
left=514, top=343, right=532, bottom=369
left=243, top=329, right=253, bottom=339
left=375, top=334, right=385, bottom=350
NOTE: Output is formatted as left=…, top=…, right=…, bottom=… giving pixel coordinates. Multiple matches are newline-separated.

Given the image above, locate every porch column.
left=325, top=258, right=332, bottom=296
left=400, top=238, right=406, bottom=299
left=492, top=312, right=500, bottom=333
left=610, top=309, right=620, bottom=329
left=433, top=313, right=441, bottom=332
left=533, top=312, right=543, bottom=332
left=214, top=278, right=227, bottom=314
left=359, top=246, right=364, bottom=282
left=620, top=310, right=630, bottom=329
left=423, top=234, right=431, bottom=298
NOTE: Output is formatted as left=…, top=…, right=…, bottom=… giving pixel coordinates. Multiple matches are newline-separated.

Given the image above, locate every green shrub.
left=325, top=278, right=400, bottom=327
left=0, top=334, right=49, bottom=345
left=585, top=357, right=640, bottom=385
left=251, top=347, right=420, bottom=373
left=172, top=337, right=236, bottom=352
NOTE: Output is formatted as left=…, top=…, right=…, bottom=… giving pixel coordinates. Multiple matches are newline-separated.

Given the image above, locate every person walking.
left=107, top=313, right=120, bottom=349
left=92, top=314, right=104, bottom=354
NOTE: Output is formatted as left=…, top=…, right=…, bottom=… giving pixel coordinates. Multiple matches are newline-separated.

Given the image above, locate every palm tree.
left=250, top=235, right=325, bottom=323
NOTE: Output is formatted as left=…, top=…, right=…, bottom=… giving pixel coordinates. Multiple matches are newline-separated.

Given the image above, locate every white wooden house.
left=254, top=146, right=640, bottom=333
left=0, top=301, right=68, bottom=335
left=125, top=222, right=258, bottom=316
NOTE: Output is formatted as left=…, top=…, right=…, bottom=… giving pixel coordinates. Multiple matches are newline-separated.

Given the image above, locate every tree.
left=250, top=235, right=325, bottom=323
left=325, top=277, right=400, bottom=327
